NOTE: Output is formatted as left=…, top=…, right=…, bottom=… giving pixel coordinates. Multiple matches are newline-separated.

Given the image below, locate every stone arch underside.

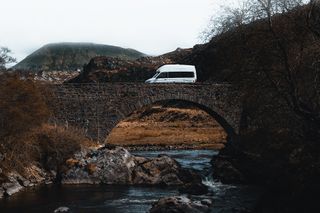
left=46, top=83, right=242, bottom=142
left=114, top=97, right=237, bottom=140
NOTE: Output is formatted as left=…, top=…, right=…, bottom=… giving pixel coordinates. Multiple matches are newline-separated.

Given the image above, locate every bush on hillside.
left=0, top=74, right=50, bottom=138
left=1, top=124, right=92, bottom=175
left=188, top=2, right=320, bottom=137
left=0, top=74, right=93, bottom=176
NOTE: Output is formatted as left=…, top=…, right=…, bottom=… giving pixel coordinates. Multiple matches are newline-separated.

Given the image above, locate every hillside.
left=182, top=3, right=320, bottom=212
left=13, top=42, right=146, bottom=72
left=68, top=47, right=192, bottom=83
left=107, top=101, right=227, bottom=150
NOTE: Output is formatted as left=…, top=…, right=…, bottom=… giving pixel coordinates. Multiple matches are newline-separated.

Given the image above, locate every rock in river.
left=2, top=182, right=23, bottom=196
left=212, top=156, right=245, bottom=184
left=54, top=206, right=70, bottom=212
left=62, top=146, right=205, bottom=188
left=149, top=196, right=212, bottom=213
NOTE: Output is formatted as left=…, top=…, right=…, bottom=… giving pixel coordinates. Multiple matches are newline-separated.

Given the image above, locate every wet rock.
left=178, top=168, right=208, bottom=195
left=62, top=147, right=205, bottom=187
left=131, top=155, right=183, bottom=185
left=201, top=199, right=212, bottom=206
left=1, top=173, right=27, bottom=196
left=212, top=157, right=245, bottom=184
left=0, top=187, right=4, bottom=198
left=0, top=165, right=55, bottom=198
left=2, top=181, right=23, bottom=196
left=149, top=196, right=212, bottom=213
left=54, top=206, right=70, bottom=212
left=11, top=173, right=31, bottom=187
left=62, top=147, right=135, bottom=184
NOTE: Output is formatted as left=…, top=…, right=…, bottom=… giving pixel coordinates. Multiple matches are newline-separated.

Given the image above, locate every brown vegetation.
left=0, top=74, right=93, bottom=179
left=0, top=74, right=49, bottom=137
left=1, top=124, right=92, bottom=174
left=194, top=2, right=320, bottom=211
left=185, top=2, right=320, bottom=133
left=107, top=103, right=227, bottom=150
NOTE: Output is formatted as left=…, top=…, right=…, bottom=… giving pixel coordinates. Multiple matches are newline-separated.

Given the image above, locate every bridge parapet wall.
left=45, top=83, right=242, bottom=141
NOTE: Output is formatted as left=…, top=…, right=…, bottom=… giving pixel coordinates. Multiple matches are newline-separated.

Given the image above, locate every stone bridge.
left=45, top=83, right=243, bottom=142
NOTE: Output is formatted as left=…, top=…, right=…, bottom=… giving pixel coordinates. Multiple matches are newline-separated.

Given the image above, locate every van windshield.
left=152, top=71, right=160, bottom=78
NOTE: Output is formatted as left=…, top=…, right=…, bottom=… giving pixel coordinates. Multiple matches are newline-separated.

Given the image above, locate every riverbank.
left=0, top=145, right=207, bottom=198
left=0, top=149, right=263, bottom=213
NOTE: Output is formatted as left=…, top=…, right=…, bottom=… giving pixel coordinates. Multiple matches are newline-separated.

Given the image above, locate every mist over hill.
left=13, top=42, right=146, bottom=72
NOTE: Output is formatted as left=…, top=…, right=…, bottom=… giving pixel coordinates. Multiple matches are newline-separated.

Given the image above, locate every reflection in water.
left=0, top=150, right=262, bottom=213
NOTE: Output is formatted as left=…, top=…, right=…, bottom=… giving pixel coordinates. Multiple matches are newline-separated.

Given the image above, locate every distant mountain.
left=13, top=42, right=146, bottom=72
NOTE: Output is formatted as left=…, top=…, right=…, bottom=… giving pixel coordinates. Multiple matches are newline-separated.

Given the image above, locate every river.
left=0, top=150, right=262, bottom=212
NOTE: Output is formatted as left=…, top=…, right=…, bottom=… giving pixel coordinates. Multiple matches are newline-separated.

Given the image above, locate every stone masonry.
left=45, top=83, right=242, bottom=141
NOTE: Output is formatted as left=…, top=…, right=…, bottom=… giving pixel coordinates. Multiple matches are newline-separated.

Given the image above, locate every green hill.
left=13, top=42, right=146, bottom=71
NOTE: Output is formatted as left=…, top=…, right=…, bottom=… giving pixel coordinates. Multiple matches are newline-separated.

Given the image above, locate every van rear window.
left=168, top=72, right=194, bottom=78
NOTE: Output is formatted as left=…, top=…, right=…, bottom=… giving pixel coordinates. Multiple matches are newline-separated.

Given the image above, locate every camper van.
left=145, top=64, right=197, bottom=84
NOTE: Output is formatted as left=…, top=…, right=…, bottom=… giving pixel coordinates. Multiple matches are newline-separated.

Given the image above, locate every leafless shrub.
left=201, top=0, right=306, bottom=42
left=0, top=47, right=17, bottom=70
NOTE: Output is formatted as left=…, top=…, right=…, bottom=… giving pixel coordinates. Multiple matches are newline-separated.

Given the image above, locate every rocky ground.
left=68, top=48, right=192, bottom=83
left=0, top=165, right=54, bottom=198
left=0, top=145, right=207, bottom=199
left=0, top=70, right=80, bottom=84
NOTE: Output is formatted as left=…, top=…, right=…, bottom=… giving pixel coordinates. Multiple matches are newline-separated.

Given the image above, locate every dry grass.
left=107, top=106, right=227, bottom=149
left=1, top=124, right=94, bottom=175
left=0, top=75, right=96, bottom=179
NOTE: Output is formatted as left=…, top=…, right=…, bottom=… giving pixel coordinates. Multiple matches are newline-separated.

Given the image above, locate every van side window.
left=168, top=72, right=194, bottom=78
left=157, top=72, right=168, bottom=78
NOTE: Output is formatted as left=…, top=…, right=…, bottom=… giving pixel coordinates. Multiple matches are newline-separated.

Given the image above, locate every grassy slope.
left=107, top=104, right=227, bottom=149
left=13, top=42, right=145, bottom=71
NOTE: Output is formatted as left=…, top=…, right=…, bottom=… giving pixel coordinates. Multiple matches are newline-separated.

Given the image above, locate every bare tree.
left=251, top=0, right=320, bottom=128
left=200, top=0, right=320, bottom=135
left=201, top=0, right=306, bottom=42
left=0, top=47, right=17, bottom=70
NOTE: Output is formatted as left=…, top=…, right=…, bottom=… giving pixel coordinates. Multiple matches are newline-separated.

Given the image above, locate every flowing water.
left=0, top=150, right=262, bottom=213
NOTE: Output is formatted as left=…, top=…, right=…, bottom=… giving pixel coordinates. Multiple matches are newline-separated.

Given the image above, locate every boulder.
left=62, top=147, right=205, bottom=188
left=54, top=206, right=70, bottom=213
left=178, top=168, right=208, bottom=195
left=0, top=165, right=53, bottom=198
left=62, top=147, right=135, bottom=184
left=2, top=181, right=23, bottom=196
left=149, top=196, right=212, bottom=213
left=212, top=157, right=245, bottom=184
left=131, top=155, right=183, bottom=185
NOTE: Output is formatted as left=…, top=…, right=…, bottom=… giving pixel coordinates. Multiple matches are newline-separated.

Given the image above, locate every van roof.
left=157, top=64, right=196, bottom=72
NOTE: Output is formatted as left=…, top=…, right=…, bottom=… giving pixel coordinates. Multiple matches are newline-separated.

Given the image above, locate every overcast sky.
left=1, top=0, right=239, bottom=62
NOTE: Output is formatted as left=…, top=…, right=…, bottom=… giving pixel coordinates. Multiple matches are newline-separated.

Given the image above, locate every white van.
left=145, top=64, right=197, bottom=84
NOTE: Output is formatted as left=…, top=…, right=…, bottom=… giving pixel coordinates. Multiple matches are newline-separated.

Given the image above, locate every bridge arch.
left=113, top=98, right=237, bottom=142
left=46, top=83, right=242, bottom=143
